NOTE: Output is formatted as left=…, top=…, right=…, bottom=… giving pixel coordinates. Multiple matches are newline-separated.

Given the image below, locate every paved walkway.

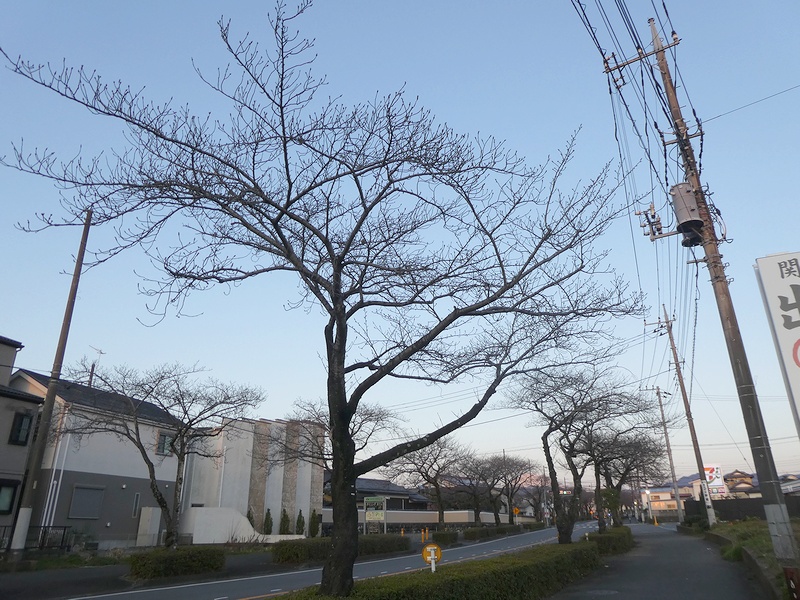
left=550, top=523, right=765, bottom=599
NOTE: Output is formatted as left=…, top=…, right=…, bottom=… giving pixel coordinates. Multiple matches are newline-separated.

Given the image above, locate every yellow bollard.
left=401, top=528, right=404, bottom=537
left=653, top=515, right=659, bottom=526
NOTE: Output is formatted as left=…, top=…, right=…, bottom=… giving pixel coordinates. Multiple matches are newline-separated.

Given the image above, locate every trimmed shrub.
left=585, top=525, right=634, bottom=555
left=309, top=509, right=320, bottom=538
left=264, top=508, right=273, bottom=534
left=272, top=534, right=411, bottom=564
left=357, top=534, right=411, bottom=556
left=272, top=537, right=333, bottom=563
left=280, top=542, right=600, bottom=599
left=523, top=521, right=546, bottom=531
left=431, top=531, right=459, bottom=546
left=462, top=524, right=521, bottom=540
left=279, top=509, right=291, bottom=534
left=463, top=526, right=495, bottom=541
left=296, top=510, right=306, bottom=535
left=129, top=547, right=225, bottom=579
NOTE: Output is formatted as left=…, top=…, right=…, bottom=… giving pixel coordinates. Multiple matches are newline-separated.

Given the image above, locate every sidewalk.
left=549, top=523, right=766, bottom=599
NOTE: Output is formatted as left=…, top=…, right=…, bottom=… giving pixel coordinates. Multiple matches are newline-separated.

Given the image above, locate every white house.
left=7, top=362, right=323, bottom=550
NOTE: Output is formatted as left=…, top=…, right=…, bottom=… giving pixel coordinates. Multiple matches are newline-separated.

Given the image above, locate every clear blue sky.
left=1, top=1, right=798, bottom=479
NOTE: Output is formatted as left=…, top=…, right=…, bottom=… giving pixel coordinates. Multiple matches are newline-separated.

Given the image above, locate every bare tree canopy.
left=2, top=2, right=640, bottom=594
left=381, top=436, right=468, bottom=524
left=62, top=361, right=264, bottom=547
left=511, top=367, right=656, bottom=542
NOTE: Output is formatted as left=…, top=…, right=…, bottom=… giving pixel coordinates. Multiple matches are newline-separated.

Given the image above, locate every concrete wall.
left=179, top=507, right=304, bottom=544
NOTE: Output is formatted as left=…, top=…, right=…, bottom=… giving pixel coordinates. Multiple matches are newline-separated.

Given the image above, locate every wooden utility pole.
left=10, top=210, right=92, bottom=556
left=653, top=386, right=684, bottom=523
left=661, top=307, right=714, bottom=525
left=650, top=19, right=799, bottom=577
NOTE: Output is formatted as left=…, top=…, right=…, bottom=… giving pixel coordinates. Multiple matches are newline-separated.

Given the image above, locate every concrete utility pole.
left=661, top=307, right=714, bottom=526
left=649, top=19, right=800, bottom=581
left=653, top=386, right=684, bottom=523
left=10, top=210, right=92, bottom=556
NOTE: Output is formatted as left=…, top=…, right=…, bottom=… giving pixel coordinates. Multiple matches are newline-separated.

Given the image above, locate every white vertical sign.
left=755, top=251, right=800, bottom=439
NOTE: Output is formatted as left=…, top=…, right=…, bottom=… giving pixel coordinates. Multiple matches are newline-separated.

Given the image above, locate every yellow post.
left=654, top=515, right=659, bottom=526
left=401, top=528, right=404, bottom=536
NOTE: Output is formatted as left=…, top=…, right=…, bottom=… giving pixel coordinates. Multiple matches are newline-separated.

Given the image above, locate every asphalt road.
left=66, top=523, right=592, bottom=600
left=0, top=522, right=765, bottom=600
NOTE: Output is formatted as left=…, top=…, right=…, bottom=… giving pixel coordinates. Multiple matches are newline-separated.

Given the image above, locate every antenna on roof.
left=87, top=345, right=105, bottom=388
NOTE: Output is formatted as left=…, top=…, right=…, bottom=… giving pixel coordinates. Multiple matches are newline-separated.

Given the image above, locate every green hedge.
left=463, top=524, right=522, bottom=540
left=129, top=547, right=225, bottom=579
left=272, top=534, right=411, bottom=563
left=522, top=522, right=546, bottom=531
left=282, top=542, right=600, bottom=600
left=431, top=531, right=459, bottom=546
left=585, top=526, right=634, bottom=555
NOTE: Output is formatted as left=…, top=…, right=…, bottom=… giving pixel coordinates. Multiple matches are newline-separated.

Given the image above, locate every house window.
left=8, top=412, right=34, bottom=446
left=156, top=432, right=175, bottom=456
left=68, top=485, right=105, bottom=519
left=0, top=479, right=20, bottom=514
left=132, top=493, right=141, bottom=519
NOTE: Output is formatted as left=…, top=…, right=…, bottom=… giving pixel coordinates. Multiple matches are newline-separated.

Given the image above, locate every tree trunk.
left=319, top=314, right=359, bottom=597
left=594, top=464, right=606, bottom=534
left=319, top=433, right=359, bottom=595
left=543, top=431, right=573, bottom=544
left=433, top=484, right=445, bottom=525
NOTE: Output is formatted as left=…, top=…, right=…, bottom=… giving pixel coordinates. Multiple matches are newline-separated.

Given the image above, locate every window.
left=8, top=412, right=33, bottom=446
left=68, top=485, right=105, bottom=519
left=132, top=493, right=141, bottom=519
left=0, top=479, right=20, bottom=514
left=156, top=432, right=175, bottom=455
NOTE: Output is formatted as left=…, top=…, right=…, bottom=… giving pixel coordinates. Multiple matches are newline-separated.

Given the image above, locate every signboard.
left=364, top=496, right=386, bottom=534
left=755, top=252, right=800, bottom=438
left=704, top=465, right=729, bottom=495
left=364, top=496, right=385, bottom=521
left=421, top=542, right=442, bottom=564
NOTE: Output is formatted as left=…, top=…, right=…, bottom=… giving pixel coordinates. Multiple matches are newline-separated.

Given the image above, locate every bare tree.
left=381, top=436, right=467, bottom=524
left=518, top=466, right=550, bottom=522
left=594, top=430, right=665, bottom=527
left=450, top=454, right=492, bottom=524
left=2, top=2, right=639, bottom=594
left=497, top=454, right=532, bottom=524
left=512, top=368, right=649, bottom=542
left=62, top=361, right=264, bottom=547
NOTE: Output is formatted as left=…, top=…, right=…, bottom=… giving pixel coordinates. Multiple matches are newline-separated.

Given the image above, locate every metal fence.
left=0, top=525, right=73, bottom=552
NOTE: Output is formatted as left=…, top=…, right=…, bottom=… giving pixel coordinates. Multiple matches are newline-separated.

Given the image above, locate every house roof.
left=17, top=369, right=180, bottom=427
left=0, top=335, right=24, bottom=349
left=0, top=383, right=43, bottom=404
left=324, top=473, right=430, bottom=503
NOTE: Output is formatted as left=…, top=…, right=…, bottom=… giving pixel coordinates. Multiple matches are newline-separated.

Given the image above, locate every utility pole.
left=10, top=210, right=92, bottom=556
left=661, top=306, right=715, bottom=526
left=648, top=20, right=800, bottom=579
left=653, top=386, right=684, bottom=523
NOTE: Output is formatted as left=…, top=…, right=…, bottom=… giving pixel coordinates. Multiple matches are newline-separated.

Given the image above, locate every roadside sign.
left=422, top=542, right=442, bottom=565
left=513, top=507, right=520, bottom=515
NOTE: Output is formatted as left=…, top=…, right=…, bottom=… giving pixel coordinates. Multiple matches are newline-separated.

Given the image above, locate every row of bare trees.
left=511, top=368, right=667, bottom=543
left=381, top=437, right=539, bottom=526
